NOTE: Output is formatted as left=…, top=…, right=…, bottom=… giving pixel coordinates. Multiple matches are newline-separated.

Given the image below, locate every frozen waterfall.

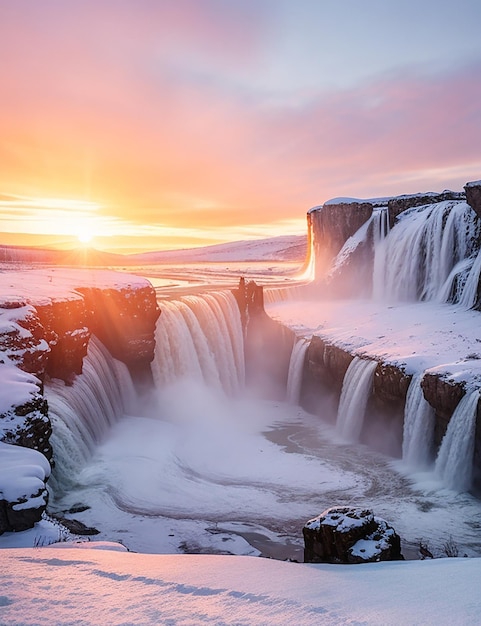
left=336, top=357, right=377, bottom=442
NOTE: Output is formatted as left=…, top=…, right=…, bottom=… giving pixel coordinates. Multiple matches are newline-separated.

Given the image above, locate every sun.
left=77, top=231, right=94, bottom=245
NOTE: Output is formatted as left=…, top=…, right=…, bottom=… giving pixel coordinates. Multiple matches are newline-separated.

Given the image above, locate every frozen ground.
left=1, top=545, right=481, bottom=625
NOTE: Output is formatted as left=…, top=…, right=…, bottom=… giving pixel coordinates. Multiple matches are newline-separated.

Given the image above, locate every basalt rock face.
left=388, top=190, right=465, bottom=227
left=308, top=202, right=374, bottom=278
left=0, top=383, right=51, bottom=461
left=303, top=507, right=403, bottom=564
left=0, top=302, right=52, bottom=461
left=465, top=180, right=481, bottom=220
left=0, top=300, right=50, bottom=384
left=34, top=297, right=90, bottom=384
left=421, top=373, right=466, bottom=446
left=234, top=279, right=295, bottom=400
left=76, top=284, right=160, bottom=375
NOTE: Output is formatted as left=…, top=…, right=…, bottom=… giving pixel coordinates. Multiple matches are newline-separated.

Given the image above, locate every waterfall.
left=458, top=248, right=481, bottom=309
left=434, top=389, right=480, bottom=492
left=152, top=291, right=245, bottom=395
left=373, top=201, right=480, bottom=302
left=402, top=374, right=435, bottom=468
left=336, top=357, right=377, bottom=442
left=46, top=336, right=137, bottom=492
left=264, top=284, right=311, bottom=304
left=327, top=214, right=375, bottom=282
left=373, top=206, right=390, bottom=244
left=285, top=338, right=309, bottom=404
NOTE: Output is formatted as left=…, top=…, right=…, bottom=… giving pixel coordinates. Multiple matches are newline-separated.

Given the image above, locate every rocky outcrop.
left=0, top=370, right=51, bottom=461
left=465, top=180, right=481, bottom=220
left=34, top=297, right=89, bottom=384
left=0, top=299, right=50, bottom=384
left=303, top=506, right=403, bottom=564
left=388, top=190, right=465, bottom=227
left=308, top=201, right=374, bottom=277
left=76, top=284, right=159, bottom=376
left=421, top=373, right=466, bottom=445
left=306, top=337, right=353, bottom=393
left=234, top=279, right=295, bottom=400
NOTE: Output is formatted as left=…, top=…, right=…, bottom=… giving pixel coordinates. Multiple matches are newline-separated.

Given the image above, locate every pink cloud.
left=1, top=1, right=481, bottom=234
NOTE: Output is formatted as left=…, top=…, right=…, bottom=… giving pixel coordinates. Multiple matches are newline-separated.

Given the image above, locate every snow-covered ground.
left=1, top=545, right=481, bottom=625
left=267, top=297, right=481, bottom=386
left=127, top=234, right=307, bottom=264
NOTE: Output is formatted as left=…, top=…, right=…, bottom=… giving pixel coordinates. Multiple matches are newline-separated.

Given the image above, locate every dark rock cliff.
left=0, top=270, right=160, bottom=533
left=308, top=201, right=374, bottom=278
left=388, top=190, right=465, bottom=227
left=465, top=180, right=481, bottom=220
left=233, top=279, right=295, bottom=400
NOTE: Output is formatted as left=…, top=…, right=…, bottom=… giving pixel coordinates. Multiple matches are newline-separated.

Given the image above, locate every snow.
left=0, top=267, right=151, bottom=307
left=0, top=546, right=480, bottom=625
left=0, top=361, right=42, bottom=415
left=130, top=234, right=307, bottom=264
left=267, top=298, right=481, bottom=388
left=306, top=508, right=373, bottom=532
left=322, top=195, right=391, bottom=206
left=0, top=441, right=50, bottom=502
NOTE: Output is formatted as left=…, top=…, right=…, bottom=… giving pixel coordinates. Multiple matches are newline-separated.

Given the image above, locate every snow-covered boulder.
left=303, top=506, right=403, bottom=564
left=0, top=441, right=51, bottom=533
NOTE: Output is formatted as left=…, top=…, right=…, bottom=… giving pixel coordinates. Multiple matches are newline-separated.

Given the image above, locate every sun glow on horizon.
left=77, top=231, right=94, bottom=245
left=0, top=192, right=309, bottom=253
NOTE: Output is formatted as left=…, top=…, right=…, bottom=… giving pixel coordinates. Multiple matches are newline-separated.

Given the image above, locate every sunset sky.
left=1, top=0, right=481, bottom=253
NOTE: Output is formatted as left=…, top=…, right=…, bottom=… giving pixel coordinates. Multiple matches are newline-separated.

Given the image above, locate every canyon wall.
left=0, top=269, right=160, bottom=533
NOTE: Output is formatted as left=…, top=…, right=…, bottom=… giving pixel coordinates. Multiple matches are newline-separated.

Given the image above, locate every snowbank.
left=0, top=547, right=480, bottom=625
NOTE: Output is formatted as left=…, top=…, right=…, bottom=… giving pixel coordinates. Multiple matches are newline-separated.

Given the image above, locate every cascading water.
left=402, top=374, right=435, bottom=468
left=152, top=291, right=245, bottom=395
left=458, top=248, right=481, bottom=310
left=285, top=338, right=309, bottom=405
left=46, top=335, right=137, bottom=492
left=327, top=214, right=375, bottom=281
left=264, top=284, right=311, bottom=304
left=373, top=201, right=480, bottom=302
left=336, top=357, right=377, bottom=442
left=373, top=206, right=390, bottom=244
left=435, top=389, right=480, bottom=492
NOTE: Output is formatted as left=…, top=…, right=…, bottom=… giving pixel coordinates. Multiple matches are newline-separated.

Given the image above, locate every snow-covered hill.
left=0, top=235, right=308, bottom=266
left=128, top=234, right=307, bottom=264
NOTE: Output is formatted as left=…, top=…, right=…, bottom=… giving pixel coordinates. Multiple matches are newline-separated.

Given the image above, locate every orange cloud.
left=1, top=3, right=481, bottom=252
